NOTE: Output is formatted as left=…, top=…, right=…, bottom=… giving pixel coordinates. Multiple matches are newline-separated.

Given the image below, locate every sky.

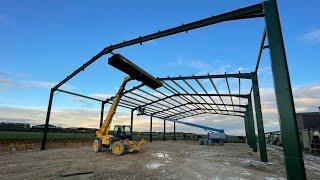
left=0, top=0, right=319, bottom=135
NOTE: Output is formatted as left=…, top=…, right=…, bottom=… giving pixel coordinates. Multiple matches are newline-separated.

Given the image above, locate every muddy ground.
left=0, top=141, right=319, bottom=179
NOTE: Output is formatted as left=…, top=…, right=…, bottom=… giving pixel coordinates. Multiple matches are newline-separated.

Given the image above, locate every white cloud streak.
left=300, top=29, right=320, bottom=44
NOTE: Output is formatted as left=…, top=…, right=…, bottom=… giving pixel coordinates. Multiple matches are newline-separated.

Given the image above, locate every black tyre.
left=111, top=141, right=126, bottom=156
left=93, top=139, right=102, bottom=153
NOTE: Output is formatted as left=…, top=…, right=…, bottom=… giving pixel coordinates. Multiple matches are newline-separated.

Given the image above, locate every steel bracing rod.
left=56, top=89, right=104, bottom=102
left=255, top=28, right=267, bottom=72
left=194, top=78, right=222, bottom=111
left=208, top=77, right=228, bottom=113
left=170, top=80, right=206, bottom=113
left=159, top=72, right=253, bottom=81
left=225, top=73, right=236, bottom=115
left=120, top=96, right=165, bottom=114
left=129, top=90, right=186, bottom=114
left=182, top=79, right=217, bottom=113
left=161, top=81, right=203, bottom=113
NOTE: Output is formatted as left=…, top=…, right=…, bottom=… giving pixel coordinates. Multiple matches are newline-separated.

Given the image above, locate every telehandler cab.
left=93, top=53, right=162, bottom=155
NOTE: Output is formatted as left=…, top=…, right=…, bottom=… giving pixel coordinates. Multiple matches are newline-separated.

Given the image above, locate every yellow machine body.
left=93, top=76, right=145, bottom=155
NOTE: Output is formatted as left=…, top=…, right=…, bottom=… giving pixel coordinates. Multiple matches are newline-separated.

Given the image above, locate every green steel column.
left=252, top=73, right=268, bottom=162
left=264, top=0, right=306, bottom=179
left=248, top=98, right=257, bottom=152
left=244, top=114, right=250, bottom=146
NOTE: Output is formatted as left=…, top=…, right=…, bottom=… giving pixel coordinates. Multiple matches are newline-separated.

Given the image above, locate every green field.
left=0, top=130, right=245, bottom=143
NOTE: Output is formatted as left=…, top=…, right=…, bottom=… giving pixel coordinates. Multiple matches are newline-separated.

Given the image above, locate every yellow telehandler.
left=93, top=53, right=162, bottom=155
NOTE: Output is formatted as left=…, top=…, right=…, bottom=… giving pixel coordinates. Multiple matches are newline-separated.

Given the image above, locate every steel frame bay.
left=40, top=0, right=305, bottom=178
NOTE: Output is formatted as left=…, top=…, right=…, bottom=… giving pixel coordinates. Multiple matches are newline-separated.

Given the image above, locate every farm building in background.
left=0, top=122, right=30, bottom=130
left=266, top=107, right=320, bottom=153
left=32, top=124, right=62, bottom=131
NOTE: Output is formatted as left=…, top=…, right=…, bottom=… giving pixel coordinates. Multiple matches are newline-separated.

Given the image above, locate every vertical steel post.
left=244, top=115, right=250, bottom=145
left=248, top=98, right=257, bottom=152
left=99, top=102, right=105, bottom=128
left=150, top=116, right=153, bottom=142
left=252, top=73, right=268, bottom=162
left=130, top=109, right=134, bottom=133
left=174, top=121, right=176, bottom=140
left=41, top=89, right=54, bottom=150
left=264, top=0, right=306, bottom=178
left=164, top=120, right=166, bottom=141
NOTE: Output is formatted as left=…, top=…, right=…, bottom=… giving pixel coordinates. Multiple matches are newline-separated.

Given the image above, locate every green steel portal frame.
left=40, top=0, right=306, bottom=179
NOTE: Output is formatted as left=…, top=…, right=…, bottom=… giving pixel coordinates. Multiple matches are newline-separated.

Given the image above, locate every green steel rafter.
left=170, top=80, right=207, bottom=113
left=158, top=72, right=253, bottom=81
left=195, top=78, right=222, bottom=112
left=151, top=102, right=247, bottom=117
left=161, top=81, right=206, bottom=112
left=225, top=73, right=236, bottom=115
left=182, top=79, right=217, bottom=113
left=209, top=77, right=229, bottom=114
left=136, top=88, right=188, bottom=111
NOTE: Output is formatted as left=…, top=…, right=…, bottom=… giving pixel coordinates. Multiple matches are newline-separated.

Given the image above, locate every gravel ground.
left=0, top=141, right=319, bottom=179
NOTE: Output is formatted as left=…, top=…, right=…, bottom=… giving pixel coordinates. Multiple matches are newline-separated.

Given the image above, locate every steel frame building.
left=40, top=0, right=306, bottom=179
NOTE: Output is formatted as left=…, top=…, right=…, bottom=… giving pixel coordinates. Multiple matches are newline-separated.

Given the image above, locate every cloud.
left=168, top=56, right=234, bottom=76
left=300, top=29, right=320, bottom=44
left=0, top=83, right=319, bottom=135
left=0, top=72, right=76, bottom=92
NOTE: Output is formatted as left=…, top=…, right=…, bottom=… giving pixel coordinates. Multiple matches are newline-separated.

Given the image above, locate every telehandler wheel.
left=112, top=141, right=126, bottom=156
left=93, top=139, right=102, bottom=152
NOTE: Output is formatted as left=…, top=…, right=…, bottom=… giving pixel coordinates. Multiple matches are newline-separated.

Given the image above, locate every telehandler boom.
left=93, top=53, right=162, bottom=155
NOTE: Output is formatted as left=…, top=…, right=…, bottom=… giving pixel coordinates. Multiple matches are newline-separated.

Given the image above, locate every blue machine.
left=171, top=120, right=226, bottom=146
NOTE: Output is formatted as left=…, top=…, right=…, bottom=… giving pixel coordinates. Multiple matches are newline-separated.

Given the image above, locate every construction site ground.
left=1, top=141, right=319, bottom=180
